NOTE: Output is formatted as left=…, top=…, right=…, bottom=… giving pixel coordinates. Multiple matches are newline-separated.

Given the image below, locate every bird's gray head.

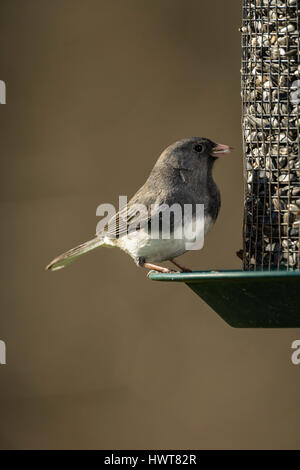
left=157, top=137, right=230, bottom=171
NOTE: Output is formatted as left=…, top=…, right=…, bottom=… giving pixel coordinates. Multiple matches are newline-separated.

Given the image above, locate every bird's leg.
left=144, top=262, right=174, bottom=274
left=138, top=257, right=177, bottom=275
left=170, top=258, right=193, bottom=273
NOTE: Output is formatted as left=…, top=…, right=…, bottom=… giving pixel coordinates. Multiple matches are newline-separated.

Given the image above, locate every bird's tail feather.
left=46, top=237, right=105, bottom=271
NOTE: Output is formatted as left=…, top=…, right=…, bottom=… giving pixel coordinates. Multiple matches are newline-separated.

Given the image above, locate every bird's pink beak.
left=210, top=143, right=232, bottom=157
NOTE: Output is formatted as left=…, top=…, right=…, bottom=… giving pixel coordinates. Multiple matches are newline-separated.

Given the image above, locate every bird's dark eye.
left=194, top=144, right=204, bottom=153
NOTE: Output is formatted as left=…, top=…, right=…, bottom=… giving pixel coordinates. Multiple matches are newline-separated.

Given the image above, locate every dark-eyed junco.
left=46, top=137, right=230, bottom=273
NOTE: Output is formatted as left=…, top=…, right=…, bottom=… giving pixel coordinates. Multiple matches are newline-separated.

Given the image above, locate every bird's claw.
left=147, top=268, right=178, bottom=277
left=147, top=270, right=158, bottom=277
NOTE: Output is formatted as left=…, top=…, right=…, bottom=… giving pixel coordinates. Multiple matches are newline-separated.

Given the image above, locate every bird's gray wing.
left=101, top=186, right=178, bottom=239
left=103, top=203, right=150, bottom=239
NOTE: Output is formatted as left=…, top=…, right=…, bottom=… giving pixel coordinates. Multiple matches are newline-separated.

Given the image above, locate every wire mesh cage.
left=242, top=0, right=300, bottom=270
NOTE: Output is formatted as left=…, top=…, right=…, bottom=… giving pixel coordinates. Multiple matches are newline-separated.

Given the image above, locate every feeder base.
left=149, top=270, right=300, bottom=328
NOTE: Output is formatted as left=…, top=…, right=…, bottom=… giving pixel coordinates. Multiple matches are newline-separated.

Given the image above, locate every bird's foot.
left=147, top=269, right=178, bottom=278
left=170, top=259, right=193, bottom=273
left=144, top=263, right=178, bottom=276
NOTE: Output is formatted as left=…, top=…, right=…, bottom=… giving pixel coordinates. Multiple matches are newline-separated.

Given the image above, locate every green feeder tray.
left=149, top=270, right=300, bottom=328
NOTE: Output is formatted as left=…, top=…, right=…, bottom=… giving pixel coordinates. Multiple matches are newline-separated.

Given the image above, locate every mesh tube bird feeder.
left=242, top=0, right=300, bottom=270
left=150, top=0, right=300, bottom=327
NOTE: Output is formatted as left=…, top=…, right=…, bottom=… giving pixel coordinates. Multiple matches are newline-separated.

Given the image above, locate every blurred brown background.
left=0, top=0, right=299, bottom=450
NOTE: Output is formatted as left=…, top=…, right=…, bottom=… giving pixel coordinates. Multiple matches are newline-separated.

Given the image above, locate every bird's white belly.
left=114, top=215, right=214, bottom=263
left=118, top=231, right=187, bottom=263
